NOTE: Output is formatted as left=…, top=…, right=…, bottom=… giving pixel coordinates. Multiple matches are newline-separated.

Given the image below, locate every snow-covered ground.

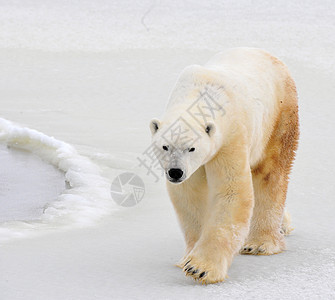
left=0, top=1, right=335, bottom=299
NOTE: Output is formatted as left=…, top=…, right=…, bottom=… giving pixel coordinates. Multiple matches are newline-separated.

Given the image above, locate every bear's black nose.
left=168, top=168, right=184, bottom=180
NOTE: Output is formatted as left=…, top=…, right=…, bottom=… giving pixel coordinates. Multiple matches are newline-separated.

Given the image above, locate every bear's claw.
left=183, top=261, right=208, bottom=282
left=240, top=237, right=285, bottom=255
left=241, top=246, right=265, bottom=255
left=180, top=249, right=228, bottom=284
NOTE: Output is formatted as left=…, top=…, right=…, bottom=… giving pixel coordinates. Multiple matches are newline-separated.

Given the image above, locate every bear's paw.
left=240, top=234, right=286, bottom=255
left=181, top=251, right=228, bottom=284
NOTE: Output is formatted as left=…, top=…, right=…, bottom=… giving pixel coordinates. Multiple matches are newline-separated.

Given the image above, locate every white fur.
left=152, top=48, right=281, bottom=176
left=150, top=48, right=297, bottom=284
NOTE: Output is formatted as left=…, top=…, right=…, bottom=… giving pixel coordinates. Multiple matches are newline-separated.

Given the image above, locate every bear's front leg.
left=167, top=166, right=209, bottom=267
left=182, top=144, right=254, bottom=284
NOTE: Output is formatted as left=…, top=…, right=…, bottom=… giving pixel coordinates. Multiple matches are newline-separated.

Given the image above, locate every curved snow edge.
left=0, top=117, right=117, bottom=242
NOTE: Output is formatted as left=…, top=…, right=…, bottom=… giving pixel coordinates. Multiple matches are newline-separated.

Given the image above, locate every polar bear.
left=149, top=48, right=299, bottom=284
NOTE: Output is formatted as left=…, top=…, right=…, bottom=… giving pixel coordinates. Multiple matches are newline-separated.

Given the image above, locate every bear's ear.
left=150, top=118, right=161, bottom=135
left=205, top=122, right=216, bottom=137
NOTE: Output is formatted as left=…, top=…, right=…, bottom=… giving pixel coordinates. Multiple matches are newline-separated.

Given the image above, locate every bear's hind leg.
left=281, top=210, right=294, bottom=236
left=241, top=166, right=289, bottom=255
left=241, top=83, right=299, bottom=255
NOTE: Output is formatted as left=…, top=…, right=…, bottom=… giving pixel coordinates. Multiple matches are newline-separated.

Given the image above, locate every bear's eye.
left=189, top=147, right=195, bottom=152
left=162, top=145, right=169, bottom=151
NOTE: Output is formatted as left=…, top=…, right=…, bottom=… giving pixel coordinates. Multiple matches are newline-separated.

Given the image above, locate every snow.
left=0, top=143, right=65, bottom=222
left=0, top=0, right=335, bottom=299
left=0, top=118, right=116, bottom=241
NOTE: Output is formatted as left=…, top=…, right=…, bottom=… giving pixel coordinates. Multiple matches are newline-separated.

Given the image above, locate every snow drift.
left=0, top=117, right=116, bottom=242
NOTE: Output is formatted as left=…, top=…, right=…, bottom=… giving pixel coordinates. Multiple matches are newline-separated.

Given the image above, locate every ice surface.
left=0, top=143, right=65, bottom=222
left=0, top=0, right=335, bottom=299
left=0, top=118, right=117, bottom=241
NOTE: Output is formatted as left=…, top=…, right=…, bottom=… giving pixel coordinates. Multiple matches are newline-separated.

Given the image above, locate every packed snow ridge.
left=0, top=117, right=117, bottom=242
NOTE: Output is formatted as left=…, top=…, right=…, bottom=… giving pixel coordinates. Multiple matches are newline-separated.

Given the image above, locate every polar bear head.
left=149, top=116, right=216, bottom=184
